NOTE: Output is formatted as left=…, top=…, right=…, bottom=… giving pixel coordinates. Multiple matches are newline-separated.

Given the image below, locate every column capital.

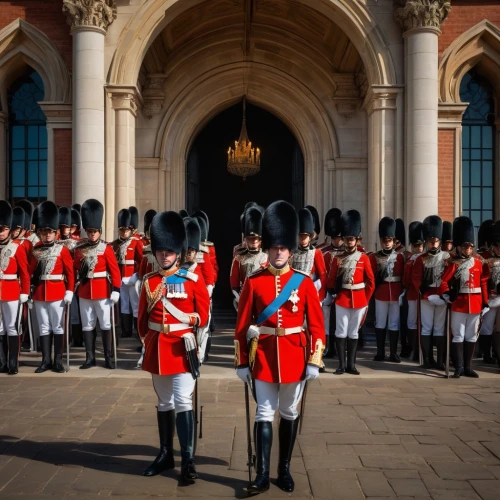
left=394, top=0, right=451, bottom=35
left=107, top=86, right=139, bottom=117
left=363, top=85, right=403, bottom=115
left=63, top=0, right=117, bottom=35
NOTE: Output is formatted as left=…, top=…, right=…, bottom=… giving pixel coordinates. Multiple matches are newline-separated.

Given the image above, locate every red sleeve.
left=16, top=244, right=30, bottom=295
left=481, top=260, right=489, bottom=305
left=210, top=246, right=219, bottom=282
left=139, top=256, right=147, bottom=280
left=230, top=257, right=240, bottom=290
left=105, top=244, right=122, bottom=290
left=437, top=260, right=455, bottom=295
left=363, top=254, right=375, bottom=302
left=395, top=253, right=405, bottom=276
left=234, top=276, right=254, bottom=367
left=412, top=256, right=424, bottom=293
left=369, top=253, right=377, bottom=279
left=303, top=276, right=326, bottom=355
left=134, top=240, right=144, bottom=273
left=200, top=257, right=215, bottom=286
left=138, top=283, right=148, bottom=340
left=403, top=261, right=413, bottom=290
left=324, top=252, right=332, bottom=275
left=326, top=255, right=338, bottom=290
left=193, top=277, right=210, bottom=328
left=314, top=249, right=327, bottom=301
left=29, top=248, right=38, bottom=275
left=61, top=247, right=75, bottom=292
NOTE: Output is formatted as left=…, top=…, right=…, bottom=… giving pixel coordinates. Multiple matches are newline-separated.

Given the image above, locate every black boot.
left=53, top=334, right=65, bottom=373
left=492, top=332, right=500, bottom=368
left=434, top=336, right=446, bottom=371
left=464, top=341, right=479, bottom=378
left=70, top=323, right=83, bottom=348
left=120, top=313, right=133, bottom=338
left=323, top=334, right=332, bottom=358
left=452, top=342, right=464, bottom=378
left=276, top=417, right=299, bottom=492
left=373, top=328, right=386, bottom=361
left=429, top=335, right=437, bottom=366
left=0, top=335, right=8, bottom=373
left=479, top=335, right=496, bottom=364
left=400, top=329, right=411, bottom=358
left=80, top=329, right=96, bottom=369
left=248, top=421, right=272, bottom=493
left=420, top=336, right=433, bottom=368
left=176, top=410, right=198, bottom=482
left=358, top=326, right=365, bottom=350
left=388, top=330, right=401, bottom=363
left=35, top=334, right=53, bottom=373
left=335, top=337, right=346, bottom=374
left=101, top=330, right=115, bottom=369
left=7, top=335, right=20, bottom=375
left=346, top=338, right=360, bottom=375
left=407, top=329, right=419, bottom=362
left=143, top=409, right=175, bottom=476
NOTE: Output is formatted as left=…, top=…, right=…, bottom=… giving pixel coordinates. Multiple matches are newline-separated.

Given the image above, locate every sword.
left=65, top=303, right=71, bottom=371
left=244, top=382, right=254, bottom=486
left=299, top=380, right=308, bottom=435
left=27, top=302, right=35, bottom=352
left=194, top=379, right=199, bottom=456
left=417, top=292, right=423, bottom=366
left=111, top=303, right=118, bottom=369
left=445, top=305, right=451, bottom=378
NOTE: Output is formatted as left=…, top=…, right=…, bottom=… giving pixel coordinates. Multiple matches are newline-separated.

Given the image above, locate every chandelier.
left=227, top=98, right=260, bottom=180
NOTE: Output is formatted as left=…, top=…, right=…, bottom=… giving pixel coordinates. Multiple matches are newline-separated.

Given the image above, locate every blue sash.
left=163, top=269, right=188, bottom=284
left=256, top=272, right=306, bottom=325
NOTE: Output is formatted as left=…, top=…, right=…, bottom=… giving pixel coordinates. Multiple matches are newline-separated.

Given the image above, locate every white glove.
left=428, top=294, right=445, bottom=306
left=232, top=289, right=240, bottom=303
left=305, top=364, right=319, bottom=381
left=488, top=296, right=500, bottom=308
left=63, top=291, right=73, bottom=305
left=19, top=294, right=29, bottom=304
left=398, top=290, right=406, bottom=306
left=121, top=276, right=130, bottom=285
left=236, top=366, right=251, bottom=384
left=128, top=273, right=139, bottom=286
left=322, top=292, right=334, bottom=307
left=207, top=284, right=214, bottom=298
left=481, top=306, right=490, bottom=317
left=313, top=279, right=322, bottom=292
left=110, top=291, right=120, bottom=304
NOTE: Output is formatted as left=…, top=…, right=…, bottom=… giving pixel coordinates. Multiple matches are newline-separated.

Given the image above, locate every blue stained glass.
left=483, top=188, right=493, bottom=210
left=471, top=187, right=481, bottom=209
left=462, top=188, right=469, bottom=210
left=12, top=187, right=25, bottom=197
left=28, top=187, right=38, bottom=198
left=39, top=162, right=47, bottom=184
left=12, top=162, right=24, bottom=185
left=28, top=161, right=38, bottom=186
left=39, top=187, right=47, bottom=197
left=471, top=161, right=481, bottom=186
left=11, top=126, right=24, bottom=148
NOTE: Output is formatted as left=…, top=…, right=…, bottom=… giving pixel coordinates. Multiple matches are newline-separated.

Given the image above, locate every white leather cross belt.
left=342, top=283, right=365, bottom=290
left=260, top=326, right=302, bottom=336
left=121, top=260, right=135, bottom=265
left=40, top=274, right=65, bottom=281
left=384, top=276, right=401, bottom=282
left=459, top=287, right=481, bottom=294
left=90, top=271, right=107, bottom=278
left=0, top=274, right=17, bottom=280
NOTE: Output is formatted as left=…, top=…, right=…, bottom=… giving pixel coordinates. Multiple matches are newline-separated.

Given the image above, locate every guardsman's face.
left=119, top=227, right=131, bottom=239
left=185, top=248, right=196, bottom=262
left=343, top=237, right=357, bottom=252
left=459, top=243, right=474, bottom=257
left=332, top=236, right=343, bottom=247
left=0, top=226, right=10, bottom=241
left=426, top=238, right=440, bottom=250
left=299, top=234, right=311, bottom=247
left=11, top=227, right=22, bottom=239
left=155, top=250, right=178, bottom=269
left=87, top=229, right=100, bottom=242
left=412, top=243, right=423, bottom=254
left=60, top=227, right=71, bottom=236
left=40, top=228, right=56, bottom=244
left=381, top=237, right=394, bottom=250
left=442, top=241, right=453, bottom=251
left=71, top=225, right=77, bottom=234
left=268, top=245, right=290, bottom=268
left=245, top=236, right=261, bottom=250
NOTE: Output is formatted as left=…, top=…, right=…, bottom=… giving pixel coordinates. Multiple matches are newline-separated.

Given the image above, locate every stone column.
left=0, top=112, right=7, bottom=199
left=394, top=0, right=451, bottom=222
left=63, top=0, right=116, bottom=205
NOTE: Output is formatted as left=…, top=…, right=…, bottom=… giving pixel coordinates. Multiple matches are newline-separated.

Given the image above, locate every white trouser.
left=79, top=297, right=112, bottom=331
left=322, top=303, right=331, bottom=336
left=70, top=296, right=80, bottom=325
left=335, top=305, right=367, bottom=339
left=152, top=373, right=196, bottom=414
left=451, top=311, right=479, bottom=343
left=420, top=299, right=447, bottom=337
left=407, top=300, right=418, bottom=330
left=0, top=300, right=20, bottom=336
left=479, top=306, right=500, bottom=336
left=120, top=281, right=139, bottom=317
left=255, top=379, right=305, bottom=422
left=375, top=300, right=400, bottom=330
left=33, top=300, right=65, bottom=336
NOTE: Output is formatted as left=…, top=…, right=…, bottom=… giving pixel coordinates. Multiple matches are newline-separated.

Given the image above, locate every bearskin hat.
left=453, top=216, right=475, bottom=247
left=192, top=210, right=209, bottom=236
left=244, top=207, right=263, bottom=238
left=128, top=206, right=139, bottom=229
left=324, top=208, right=342, bottom=238
left=117, top=209, right=131, bottom=229
left=422, top=215, right=442, bottom=241
left=32, top=207, right=39, bottom=231
left=17, top=199, right=33, bottom=228
left=492, top=221, right=500, bottom=245
left=71, top=203, right=82, bottom=214
left=12, top=207, right=25, bottom=229
left=478, top=219, right=494, bottom=249
left=58, top=207, right=71, bottom=227
left=37, top=201, right=59, bottom=230
left=151, top=211, right=186, bottom=255
left=71, top=209, right=81, bottom=228
left=144, top=209, right=157, bottom=234
left=179, top=209, right=189, bottom=219
left=395, top=218, right=406, bottom=245
left=244, top=201, right=257, bottom=211
left=81, top=199, right=104, bottom=231
left=262, top=200, right=298, bottom=251
left=184, top=217, right=201, bottom=252
left=408, top=221, right=424, bottom=245
left=442, top=221, right=453, bottom=242
left=195, top=216, right=208, bottom=243
left=341, top=210, right=361, bottom=238
left=298, top=208, right=315, bottom=236
left=379, top=217, right=396, bottom=239
left=305, top=205, right=320, bottom=236
left=0, top=201, right=13, bottom=229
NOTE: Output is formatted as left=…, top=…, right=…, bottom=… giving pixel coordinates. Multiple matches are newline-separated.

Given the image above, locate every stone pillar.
left=394, top=0, right=451, bottom=222
left=0, top=112, right=7, bottom=199
left=63, top=0, right=117, bottom=205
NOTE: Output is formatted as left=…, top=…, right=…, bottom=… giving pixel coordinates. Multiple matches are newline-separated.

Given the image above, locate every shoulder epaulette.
left=205, top=241, right=214, bottom=247
left=176, top=269, right=198, bottom=282
left=248, top=265, right=268, bottom=278
left=143, top=270, right=158, bottom=282
left=293, top=269, right=309, bottom=277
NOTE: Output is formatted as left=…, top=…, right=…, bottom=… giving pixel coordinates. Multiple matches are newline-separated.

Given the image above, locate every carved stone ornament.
left=63, top=0, right=117, bottom=34
left=142, top=76, right=166, bottom=118
left=394, top=0, right=451, bottom=33
left=331, top=73, right=360, bottom=119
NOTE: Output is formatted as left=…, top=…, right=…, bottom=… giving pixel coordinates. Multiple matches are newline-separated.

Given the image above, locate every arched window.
left=7, top=71, right=47, bottom=203
left=460, top=71, right=495, bottom=229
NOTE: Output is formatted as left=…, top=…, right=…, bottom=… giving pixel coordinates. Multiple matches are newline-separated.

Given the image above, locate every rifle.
left=244, top=382, right=254, bottom=486
left=417, top=292, right=423, bottom=366
left=445, top=305, right=451, bottom=378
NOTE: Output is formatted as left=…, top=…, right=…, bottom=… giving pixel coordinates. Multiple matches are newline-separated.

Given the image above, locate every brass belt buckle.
left=162, top=324, right=170, bottom=334
left=276, top=327, right=286, bottom=337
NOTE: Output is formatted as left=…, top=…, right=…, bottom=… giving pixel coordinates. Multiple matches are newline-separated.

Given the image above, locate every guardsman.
left=438, top=216, right=489, bottom=378
left=141, top=209, right=156, bottom=247
left=402, top=222, right=424, bottom=361
left=305, top=205, right=321, bottom=248
left=0, top=201, right=30, bottom=374
left=441, top=221, right=453, bottom=252
left=129, top=206, right=141, bottom=240
left=321, top=208, right=343, bottom=257
left=138, top=210, right=158, bottom=279
left=71, top=207, right=81, bottom=239
left=412, top=216, right=449, bottom=369
left=233, top=202, right=259, bottom=256
left=478, top=220, right=494, bottom=254
left=112, top=209, right=143, bottom=338
left=230, top=207, right=268, bottom=309
left=139, top=212, right=210, bottom=482
left=395, top=219, right=411, bottom=261
left=18, top=199, right=39, bottom=246
left=192, top=211, right=219, bottom=284
left=292, top=208, right=327, bottom=302
left=234, top=201, right=325, bottom=494
left=370, top=217, right=405, bottom=362
left=58, top=207, right=79, bottom=252
left=73, top=199, right=121, bottom=369
left=327, top=210, right=375, bottom=375
left=30, top=202, right=75, bottom=373
left=191, top=216, right=215, bottom=296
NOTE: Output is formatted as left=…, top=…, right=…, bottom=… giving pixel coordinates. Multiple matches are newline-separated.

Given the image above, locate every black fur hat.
left=151, top=211, right=186, bottom=255
left=195, top=216, right=208, bottom=242
left=179, top=209, right=189, bottom=219
left=17, top=199, right=33, bottom=228
left=0, top=201, right=13, bottom=229
left=305, top=205, right=320, bottom=236
left=144, top=209, right=157, bottom=234
left=422, top=215, right=442, bottom=241
left=71, top=209, right=81, bottom=228
left=37, top=201, right=59, bottom=230
left=408, top=221, right=424, bottom=245
left=244, top=201, right=257, bottom=211
left=58, top=207, right=71, bottom=227
left=12, top=207, right=25, bottom=229
left=262, top=200, right=298, bottom=251
left=442, top=221, right=452, bottom=242
left=71, top=203, right=82, bottom=214
left=244, top=207, right=263, bottom=238
left=128, top=206, right=139, bottom=229
left=32, top=207, right=39, bottom=231
left=341, top=210, right=361, bottom=238
left=81, top=199, right=104, bottom=231
left=478, top=219, right=494, bottom=248
left=324, top=208, right=342, bottom=238
left=184, top=217, right=201, bottom=251
left=453, top=216, right=475, bottom=247
left=395, top=218, right=406, bottom=245
left=192, top=210, right=209, bottom=236
left=379, top=217, right=396, bottom=239
left=492, top=221, right=500, bottom=245
left=117, top=209, right=131, bottom=228
left=298, top=208, right=315, bottom=236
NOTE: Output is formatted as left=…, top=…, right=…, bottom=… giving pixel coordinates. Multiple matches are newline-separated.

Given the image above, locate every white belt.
left=429, top=279, right=442, bottom=287
left=260, top=326, right=302, bottom=336
left=90, top=271, right=108, bottom=278
left=384, top=276, right=401, bottom=282
left=0, top=274, right=18, bottom=280
left=459, top=287, right=481, bottom=294
left=120, top=260, right=135, bottom=265
left=342, top=283, right=365, bottom=290
left=148, top=321, right=192, bottom=334
left=40, top=274, right=65, bottom=281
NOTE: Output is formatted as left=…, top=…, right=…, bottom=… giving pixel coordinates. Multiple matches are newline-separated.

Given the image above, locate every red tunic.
left=438, top=254, right=489, bottom=314
left=234, top=265, right=325, bottom=384
left=327, top=252, right=375, bottom=308
left=74, top=241, right=121, bottom=300
left=138, top=268, right=210, bottom=375
left=138, top=249, right=159, bottom=279
left=206, top=243, right=219, bottom=283
left=15, top=238, right=34, bottom=265
left=324, top=246, right=344, bottom=276
left=0, top=240, right=30, bottom=300
left=30, top=243, right=75, bottom=301
left=112, top=237, right=144, bottom=278
left=369, top=251, right=404, bottom=301
left=412, top=251, right=450, bottom=300
left=197, top=250, right=215, bottom=286
left=403, top=255, right=421, bottom=301
left=230, top=250, right=268, bottom=291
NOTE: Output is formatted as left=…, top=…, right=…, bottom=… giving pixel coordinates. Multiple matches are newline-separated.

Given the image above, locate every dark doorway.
left=186, top=101, right=304, bottom=308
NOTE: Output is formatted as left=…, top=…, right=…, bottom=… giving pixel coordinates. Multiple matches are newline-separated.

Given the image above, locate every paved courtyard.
left=2, top=319, right=500, bottom=499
